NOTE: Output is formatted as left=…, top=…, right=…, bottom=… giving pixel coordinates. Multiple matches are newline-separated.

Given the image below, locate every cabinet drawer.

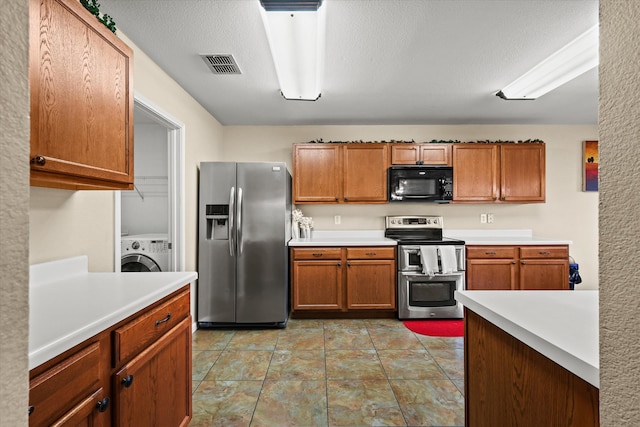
left=292, top=247, right=342, bottom=260
left=467, top=246, right=517, bottom=259
left=346, top=247, right=395, bottom=259
left=114, top=290, right=190, bottom=365
left=520, top=246, right=569, bottom=259
left=29, top=342, right=101, bottom=426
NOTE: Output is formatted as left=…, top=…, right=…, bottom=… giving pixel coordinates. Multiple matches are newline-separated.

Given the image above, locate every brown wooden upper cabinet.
left=452, top=143, right=545, bottom=203
left=293, top=143, right=389, bottom=204
left=391, top=143, right=452, bottom=166
left=29, top=0, right=134, bottom=190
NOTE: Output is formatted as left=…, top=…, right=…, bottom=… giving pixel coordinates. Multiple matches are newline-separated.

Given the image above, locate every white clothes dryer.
left=121, top=234, right=170, bottom=272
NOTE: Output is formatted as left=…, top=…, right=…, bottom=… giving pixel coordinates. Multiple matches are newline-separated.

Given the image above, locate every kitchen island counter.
left=29, top=256, right=197, bottom=369
left=455, top=289, right=598, bottom=387
left=289, top=230, right=397, bottom=247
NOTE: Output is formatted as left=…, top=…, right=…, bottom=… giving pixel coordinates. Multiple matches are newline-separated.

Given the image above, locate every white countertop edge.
left=29, top=271, right=197, bottom=370
left=289, top=229, right=397, bottom=246
left=455, top=291, right=599, bottom=388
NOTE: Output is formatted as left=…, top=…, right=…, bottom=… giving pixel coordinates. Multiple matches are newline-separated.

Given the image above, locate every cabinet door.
left=519, top=259, right=569, bottom=290
left=29, top=341, right=102, bottom=426
left=292, top=260, right=344, bottom=310
left=293, top=144, right=341, bottom=203
left=419, top=144, right=452, bottom=166
left=390, top=144, right=419, bottom=164
left=30, top=0, right=133, bottom=190
left=346, top=259, right=396, bottom=309
left=50, top=388, right=106, bottom=427
left=466, top=259, right=517, bottom=290
left=343, top=144, right=388, bottom=202
left=500, top=144, right=545, bottom=202
left=452, top=145, right=499, bottom=202
left=113, top=318, right=192, bottom=427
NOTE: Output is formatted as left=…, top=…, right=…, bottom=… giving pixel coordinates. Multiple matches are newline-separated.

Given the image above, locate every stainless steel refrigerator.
left=197, top=162, right=291, bottom=327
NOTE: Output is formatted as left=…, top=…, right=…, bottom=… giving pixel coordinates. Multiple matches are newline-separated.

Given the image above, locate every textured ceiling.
left=100, top=0, right=599, bottom=126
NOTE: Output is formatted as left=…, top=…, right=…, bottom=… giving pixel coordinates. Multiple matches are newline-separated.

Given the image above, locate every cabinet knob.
left=96, top=397, right=110, bottom=413
left=28, top=406, right=35, bottom=416
left=521, top=261, right=526, bottom=265
left=512, top=261, right=517, bottom=264
left=31, top=155, right=46, bottom=166
left=337, top=262, right=341, bottom=267
left=347, top=262, right=351, bottom=267
left=122, top=375, right=134, bottom=388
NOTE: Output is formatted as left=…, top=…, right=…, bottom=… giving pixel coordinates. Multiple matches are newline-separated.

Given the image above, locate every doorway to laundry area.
left=114, top=94, right=185, bottom=272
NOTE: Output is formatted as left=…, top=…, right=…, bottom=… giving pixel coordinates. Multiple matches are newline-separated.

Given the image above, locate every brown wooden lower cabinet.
left=464, top=309, right=599, bottom=427
left=28, top=286, right=192, bottom=427
left=291, top=246, right=396, bottom=316
left=466, top=245, right=569, bottom=290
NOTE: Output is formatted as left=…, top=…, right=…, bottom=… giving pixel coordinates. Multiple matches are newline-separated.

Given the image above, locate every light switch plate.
left=480, top=214, right=487, bottom=224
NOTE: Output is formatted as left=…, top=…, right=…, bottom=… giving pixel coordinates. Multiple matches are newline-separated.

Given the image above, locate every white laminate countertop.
left=29, top=256, right=197, bottom=370
left=455, top=290, right=598, bottom=388
left=445, top=229, right=573, bottom=245
left=289, top=230, right=397, bottom=247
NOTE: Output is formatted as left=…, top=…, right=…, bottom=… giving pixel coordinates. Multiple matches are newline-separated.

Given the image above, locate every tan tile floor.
left=190, top=318, right=464, bottom=427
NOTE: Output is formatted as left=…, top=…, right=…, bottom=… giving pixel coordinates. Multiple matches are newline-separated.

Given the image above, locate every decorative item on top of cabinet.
left=292, top=143, right=389, bottom=204
left=29, top=0, right=134, bottom=190
left=466, top=245, right=569, bottom=290
left=452, top=142, right=545, bottom=203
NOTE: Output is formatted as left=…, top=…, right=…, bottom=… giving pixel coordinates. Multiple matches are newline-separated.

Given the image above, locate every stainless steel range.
left=385, top=215, right=466, bottom=319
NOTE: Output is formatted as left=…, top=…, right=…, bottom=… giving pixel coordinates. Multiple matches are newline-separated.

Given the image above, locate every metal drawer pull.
left=539, top=251, right=551, bottom=255
left=122, top=375, right=134, bottom=388
left=96, top=397, right=110, bottom=412
left=365, top=252, right=376, bottom=256
left=485, top=251, right=497, bottom=255
left=312, top=253, right=323, bottom=257
left=155, top=313, right=171, bottom=326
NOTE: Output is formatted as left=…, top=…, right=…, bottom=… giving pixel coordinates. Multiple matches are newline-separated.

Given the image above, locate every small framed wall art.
left=583, top=140, right=598, bottom=192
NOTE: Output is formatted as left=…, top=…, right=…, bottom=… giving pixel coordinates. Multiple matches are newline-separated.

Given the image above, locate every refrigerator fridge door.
left=198, top=162, right=291, bottom=327
left=198, top=162, right=237, bottom=323
left=236, top=162, right=291, bottom=323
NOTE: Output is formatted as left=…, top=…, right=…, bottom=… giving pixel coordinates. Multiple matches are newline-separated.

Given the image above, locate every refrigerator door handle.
left=237, top=187, right=244, bottom=255
left=229, top=186, right=235, bottom=257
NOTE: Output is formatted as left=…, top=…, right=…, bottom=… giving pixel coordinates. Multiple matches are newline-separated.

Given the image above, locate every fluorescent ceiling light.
left=259, top=0, right=326, bottom=101
left=497, top=25, right=599, bottom=100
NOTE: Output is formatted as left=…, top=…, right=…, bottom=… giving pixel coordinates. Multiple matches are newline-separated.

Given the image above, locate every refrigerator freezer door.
left=236, top=163, right=291, bottom=323
left=198, top=162, right=237, bottom=323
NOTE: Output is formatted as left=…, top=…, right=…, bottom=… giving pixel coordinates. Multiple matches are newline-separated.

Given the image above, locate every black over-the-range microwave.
left=388, top=165, right=453, bottom=203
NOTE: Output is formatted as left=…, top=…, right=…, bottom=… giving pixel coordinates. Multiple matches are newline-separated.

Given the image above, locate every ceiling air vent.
left=201, top=54, right=241, bottom=74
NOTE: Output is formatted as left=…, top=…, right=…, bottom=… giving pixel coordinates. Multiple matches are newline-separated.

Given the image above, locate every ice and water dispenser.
left=206, top=204, right=230, bottom=240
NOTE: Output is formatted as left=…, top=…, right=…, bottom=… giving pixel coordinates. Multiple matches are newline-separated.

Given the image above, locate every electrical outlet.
left=334, top=215, right=341, bottom=225
left=487, top=213, right=494, bottom=223
left=480, top=213, right=487, bottom=224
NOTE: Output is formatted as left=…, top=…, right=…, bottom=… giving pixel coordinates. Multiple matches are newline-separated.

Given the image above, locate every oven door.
left=398, top=271, right=464, bottom=319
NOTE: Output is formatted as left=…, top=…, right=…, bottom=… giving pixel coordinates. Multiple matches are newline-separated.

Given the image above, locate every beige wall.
left=1, top=0, right=29, bottom=424
left=599, top=1, right=640, bottom=425
left=222, top=124, right=599, bottom=289
left=28, top=32, right=225, bottom=272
